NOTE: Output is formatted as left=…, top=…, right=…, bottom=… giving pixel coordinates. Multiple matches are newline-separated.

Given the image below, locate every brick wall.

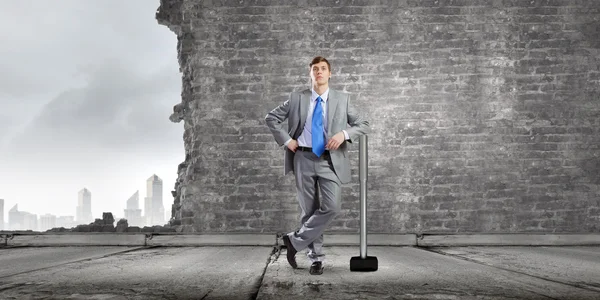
left=157, top=0, right=600, bottom=233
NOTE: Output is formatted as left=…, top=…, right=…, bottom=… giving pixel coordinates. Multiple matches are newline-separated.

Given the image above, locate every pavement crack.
left=200, top=289, right=212, bottom=299
left=416, top=246, right=599, bottom=297
left=250, top=246, right=279, bottom=300
left=0, top=282, right=28, bottom=292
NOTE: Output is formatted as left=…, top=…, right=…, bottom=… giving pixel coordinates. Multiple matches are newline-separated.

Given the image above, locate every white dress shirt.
left=284, top=88, right=349, bottom=148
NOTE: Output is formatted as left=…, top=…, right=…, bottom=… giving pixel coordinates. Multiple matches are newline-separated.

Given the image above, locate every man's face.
left=310, top=62, right=331, bottom=86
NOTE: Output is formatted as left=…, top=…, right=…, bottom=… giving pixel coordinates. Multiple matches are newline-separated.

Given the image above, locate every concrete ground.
left=0, top=245, right=599, bottom=299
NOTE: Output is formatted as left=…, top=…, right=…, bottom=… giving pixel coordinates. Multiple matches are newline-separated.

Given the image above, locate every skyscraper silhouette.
left=124, top=190, right=143, bottom=227
left=76, top=188, right=93, bottom=224
left=0, top=198, right=4, bottom=230
left=8, top=204, right=22, bottom=230
left=144, top=175, right=164, bottom=226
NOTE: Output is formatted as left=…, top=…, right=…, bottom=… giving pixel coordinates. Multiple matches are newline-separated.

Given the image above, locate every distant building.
left=124, top=190, right=143, bottom=227
left=144, top=174, right=164, bottom=226
left=127, top=191, right=140, bottom=211
left=0, top=198, right=4, bottom=230
left=8, top=205, right=37, bottom=231
left=56, top=216, right=76, bottom=229
left=143, top=195, right=152, bottom=226
left=76, top=188, right=93, bottom=224
left=8, top=204, right=24, bottom=230
left=39, top=214, right=57, bottom=231
left=23, top=212, right=38, bottom=231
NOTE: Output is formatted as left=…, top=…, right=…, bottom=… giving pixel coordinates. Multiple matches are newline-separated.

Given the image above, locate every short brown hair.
left=310, top=56, right=331, bottom=72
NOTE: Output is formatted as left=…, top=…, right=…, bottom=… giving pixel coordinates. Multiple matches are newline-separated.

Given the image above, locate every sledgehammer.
left=350, top=134, right=378, bottom=272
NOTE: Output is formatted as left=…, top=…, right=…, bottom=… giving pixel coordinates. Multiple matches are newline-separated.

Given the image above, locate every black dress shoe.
left=309, top=261, right=323, bottom=275
left=282, top=235, right=298, bottom=269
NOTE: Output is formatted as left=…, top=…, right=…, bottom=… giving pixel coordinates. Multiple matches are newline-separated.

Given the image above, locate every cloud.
left=0, top=0, right=183, bottom=161
left=5, top=58, right=182, bottom=158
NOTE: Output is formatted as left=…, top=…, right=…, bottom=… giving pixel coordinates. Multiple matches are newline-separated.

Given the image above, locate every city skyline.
left=0, top=0, right=184, bottom=224
left=2, top=173, right=171, bottom=231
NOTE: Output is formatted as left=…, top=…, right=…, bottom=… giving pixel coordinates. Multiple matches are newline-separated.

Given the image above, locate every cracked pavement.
left=0, top=245, right=599, bottom=299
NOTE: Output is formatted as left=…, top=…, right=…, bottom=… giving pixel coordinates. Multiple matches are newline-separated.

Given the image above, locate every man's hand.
left=287, top=139, right=299, bottom=152
left=326, top=132, right=346, bottom=150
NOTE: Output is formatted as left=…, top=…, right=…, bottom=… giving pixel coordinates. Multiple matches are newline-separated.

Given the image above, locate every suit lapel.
left=327, top=89, right=338, bottom=136
left=299, top=89, right=310, bottom=136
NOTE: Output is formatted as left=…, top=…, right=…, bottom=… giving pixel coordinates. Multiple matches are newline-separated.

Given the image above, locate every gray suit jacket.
left=265, top=88, right=370, bottom=184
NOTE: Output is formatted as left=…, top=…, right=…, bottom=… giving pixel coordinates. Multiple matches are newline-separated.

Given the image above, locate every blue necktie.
left=312, top=96, right=325, bottom=157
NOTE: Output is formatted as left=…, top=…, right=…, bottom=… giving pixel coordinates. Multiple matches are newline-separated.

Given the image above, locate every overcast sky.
left=0, top=0, right=184, bottom=225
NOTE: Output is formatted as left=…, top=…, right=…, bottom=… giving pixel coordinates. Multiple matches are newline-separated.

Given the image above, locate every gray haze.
left=0, top=0, right=183, bottom=223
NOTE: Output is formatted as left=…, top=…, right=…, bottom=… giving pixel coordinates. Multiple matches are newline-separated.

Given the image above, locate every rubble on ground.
left=39, top=212, right=177, bottom=233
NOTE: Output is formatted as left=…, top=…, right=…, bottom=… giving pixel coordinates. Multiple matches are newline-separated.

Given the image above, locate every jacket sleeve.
left=344, top=93, right=370, bottom=144
left=265, top=92, right=293, bottom=147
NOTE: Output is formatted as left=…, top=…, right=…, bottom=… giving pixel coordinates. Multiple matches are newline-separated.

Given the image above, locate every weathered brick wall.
left=157, top=0, right=600, bottom=233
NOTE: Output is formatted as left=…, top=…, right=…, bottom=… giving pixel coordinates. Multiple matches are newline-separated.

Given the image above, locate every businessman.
left=265, top=56, right=369, bottom=275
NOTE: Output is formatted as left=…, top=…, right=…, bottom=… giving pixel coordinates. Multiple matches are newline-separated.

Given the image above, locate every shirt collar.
left=311, top=88, right=329, bottom=103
